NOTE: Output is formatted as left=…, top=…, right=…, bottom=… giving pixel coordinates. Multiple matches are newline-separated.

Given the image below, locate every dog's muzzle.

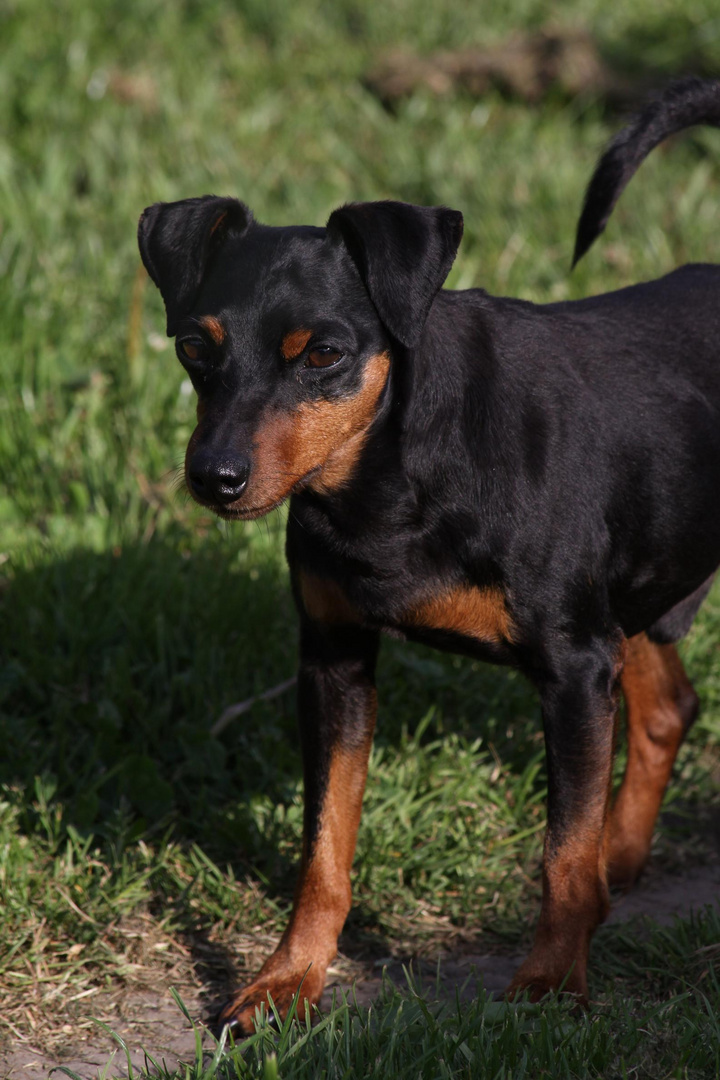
left=187, top=449, right=250, bottom=506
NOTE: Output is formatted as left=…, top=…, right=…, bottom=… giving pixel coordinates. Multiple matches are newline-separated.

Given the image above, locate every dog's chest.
left=288, top=496, right=516, bottom=659
left=296, top=565, right=515, bottom=660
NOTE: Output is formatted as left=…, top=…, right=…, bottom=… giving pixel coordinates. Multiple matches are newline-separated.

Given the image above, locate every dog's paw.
left=216, top=968, right=325, bottom=1039
left=505, top=962, right=588, bottom=1007
left=505, top=977, right=587, bottom=1007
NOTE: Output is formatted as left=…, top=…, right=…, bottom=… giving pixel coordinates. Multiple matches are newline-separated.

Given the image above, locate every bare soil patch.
left=3, top=862, right=718, bottom=1080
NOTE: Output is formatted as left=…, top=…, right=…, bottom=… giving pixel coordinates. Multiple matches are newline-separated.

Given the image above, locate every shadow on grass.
left=0, top=523, right=548, bottom=846
left=0, top=525, right=546, bottom=1002
left=1, top=533, right=295, bottom=841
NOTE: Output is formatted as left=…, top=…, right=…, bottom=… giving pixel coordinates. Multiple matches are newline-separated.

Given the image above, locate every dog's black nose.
left=188, top=452, right=250, bottom=505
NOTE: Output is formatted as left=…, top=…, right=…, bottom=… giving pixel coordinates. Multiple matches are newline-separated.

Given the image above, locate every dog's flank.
left=138, top=78, right=720, bottom=1035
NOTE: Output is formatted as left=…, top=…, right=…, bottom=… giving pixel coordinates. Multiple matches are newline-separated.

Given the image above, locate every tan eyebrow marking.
left=199, top=315, right=225, bottom=345
left=281, top=328, right=313, bottom=361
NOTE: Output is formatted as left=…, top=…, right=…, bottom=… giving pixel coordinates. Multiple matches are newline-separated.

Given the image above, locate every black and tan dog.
left=139, top=77, right=720, bottom=1033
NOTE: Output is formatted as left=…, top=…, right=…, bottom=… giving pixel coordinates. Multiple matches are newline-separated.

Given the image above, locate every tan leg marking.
left=605, top=633, right=698, bottom=888
left=507, top=811, right=611, bottom=1003
left=404, top=584, right=515, bottom=644
left=218, top=736, right=374, bottom=1031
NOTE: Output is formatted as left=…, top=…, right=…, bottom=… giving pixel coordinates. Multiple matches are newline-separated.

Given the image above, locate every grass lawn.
left=1, top=0, right=720, bottom=1076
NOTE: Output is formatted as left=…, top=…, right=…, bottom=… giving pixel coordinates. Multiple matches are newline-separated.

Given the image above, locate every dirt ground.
left=2, top=862, right=719, bottom=1080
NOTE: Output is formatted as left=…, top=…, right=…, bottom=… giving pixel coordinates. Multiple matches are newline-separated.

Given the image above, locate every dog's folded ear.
left=326, top=200, right=463, bottom=348
left=138, top=196, right=252, bottom=335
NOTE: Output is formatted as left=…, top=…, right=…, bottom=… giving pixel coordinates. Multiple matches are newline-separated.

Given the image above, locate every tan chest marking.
left=299, top=570, right=361, bottom=626
left=405, top=585, right=515, bottom=645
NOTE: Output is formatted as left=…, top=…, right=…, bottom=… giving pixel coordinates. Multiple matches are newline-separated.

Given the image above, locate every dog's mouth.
left=197, top=467, right=322, bottom=521
left=212, top=495, right=288, bottom=521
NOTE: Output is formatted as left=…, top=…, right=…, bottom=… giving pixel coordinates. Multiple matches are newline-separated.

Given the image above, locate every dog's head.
left=138, top=196, right=463, bottom=519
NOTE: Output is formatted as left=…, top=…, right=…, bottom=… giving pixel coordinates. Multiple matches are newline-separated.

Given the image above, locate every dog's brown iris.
left=306, top=347, right=342, bottom=368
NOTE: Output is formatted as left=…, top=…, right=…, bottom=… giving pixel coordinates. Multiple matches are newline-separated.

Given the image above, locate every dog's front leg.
left=507, top=638, right=622, bottom=1004
left=219, top=609, right=379, bottom=1036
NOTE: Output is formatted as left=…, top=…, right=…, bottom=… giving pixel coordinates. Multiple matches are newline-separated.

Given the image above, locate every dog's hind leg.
left=605, top=633, right=699, bottom=889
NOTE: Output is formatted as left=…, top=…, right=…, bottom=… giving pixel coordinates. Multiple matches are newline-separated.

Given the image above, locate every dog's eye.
left=176, top=338, right=207, bottom=367
left=305, top=347, right=343, bottom=368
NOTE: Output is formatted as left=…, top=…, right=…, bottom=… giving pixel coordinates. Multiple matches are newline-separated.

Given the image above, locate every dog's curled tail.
left=572, top=76, right=720, bottom=267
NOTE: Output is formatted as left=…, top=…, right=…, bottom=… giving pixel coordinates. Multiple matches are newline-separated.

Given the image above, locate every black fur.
left=573, top=76, right=720, bottom=266
left=138, top=78, right=720, bottom=1030
left=647, top=574, right=715, bottom=645
left=138, top=196, right=252, bottom=334
left=327, top=201, right=464, bottom=346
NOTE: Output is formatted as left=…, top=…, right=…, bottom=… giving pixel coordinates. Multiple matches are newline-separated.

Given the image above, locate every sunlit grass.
left=1, top=0, right=720, bottom=1074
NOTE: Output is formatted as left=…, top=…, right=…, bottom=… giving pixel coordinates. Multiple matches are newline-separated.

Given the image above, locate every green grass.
left=2, top=0, right=720, bottom=1076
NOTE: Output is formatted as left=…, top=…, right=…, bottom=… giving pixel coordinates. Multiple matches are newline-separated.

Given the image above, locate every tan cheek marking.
left=306, top=352, right=391, bottom=494
left=282, top=328, right=313, bottom=360
left=298, top=570, right=361, bottom=625
left=405, top=585, right=515, bottom=644
left=199, top=315, right=225, bottom=345
left=251, top=352, right=391, bottom=504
